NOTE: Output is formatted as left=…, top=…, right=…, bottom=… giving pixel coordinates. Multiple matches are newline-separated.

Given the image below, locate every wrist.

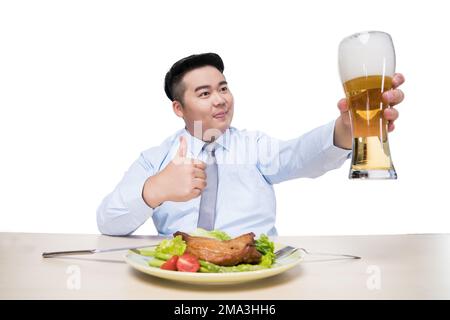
left=334, top=116, right=352, bottom=150
left=142, top=175, right=166, bottom=209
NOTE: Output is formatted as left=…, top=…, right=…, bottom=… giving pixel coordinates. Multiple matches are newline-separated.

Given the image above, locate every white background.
left=1, top=0, right=448, bottom=236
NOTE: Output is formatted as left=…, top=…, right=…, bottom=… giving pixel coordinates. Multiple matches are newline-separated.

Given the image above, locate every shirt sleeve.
left=96, top=153, right=155, bottom=235
left=256, top=119, right=352, bottom=184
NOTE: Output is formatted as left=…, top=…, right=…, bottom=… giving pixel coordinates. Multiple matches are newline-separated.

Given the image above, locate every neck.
left=185, top=125, right=228, bottom=142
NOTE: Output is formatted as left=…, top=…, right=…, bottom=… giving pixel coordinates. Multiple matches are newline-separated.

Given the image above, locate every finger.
left=384, top=108, right=399, bottom=121
left=193, top=160, right=207, bottom=170
left=177, top=136, right=187, bottom=158
left=382, top=89, right=404, bottom=106
left=191, top=188, right=202, bottom=198
left=392, top=73, right=405, bottom=89
left=388, top=122, right=395, bottom=132
left=193, top=178, right=207, bottom=190
left=193, top=168, right=206, bottom=180
left=337, top=98, right=348, bottom=113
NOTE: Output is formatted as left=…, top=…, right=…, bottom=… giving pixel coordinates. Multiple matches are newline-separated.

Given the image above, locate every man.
left=97, top=53, right=404, bottom=237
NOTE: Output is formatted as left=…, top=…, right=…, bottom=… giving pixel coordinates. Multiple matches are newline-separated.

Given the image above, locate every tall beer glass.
left=338, top=31, right=397, bottom=179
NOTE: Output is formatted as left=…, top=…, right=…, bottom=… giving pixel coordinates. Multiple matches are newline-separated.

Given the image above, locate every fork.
left=275, top=245, right=361, bottom=260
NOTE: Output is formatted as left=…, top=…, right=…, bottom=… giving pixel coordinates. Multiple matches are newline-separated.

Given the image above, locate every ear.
left=172, top=100, right=184, bottom=118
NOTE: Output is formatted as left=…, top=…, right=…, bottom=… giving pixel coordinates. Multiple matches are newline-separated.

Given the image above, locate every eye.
left=220, top=86, right=228, bottom=92
left=199, top=91, right=210, bottom=97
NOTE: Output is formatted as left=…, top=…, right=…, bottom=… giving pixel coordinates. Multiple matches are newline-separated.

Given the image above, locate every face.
left=173, top=65, right=234, bottom=142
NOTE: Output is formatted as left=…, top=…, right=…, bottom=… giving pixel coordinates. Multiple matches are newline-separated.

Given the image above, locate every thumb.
left=337, top=98, right=349, bottom=113
left=177, top=136, right=187, bottom=158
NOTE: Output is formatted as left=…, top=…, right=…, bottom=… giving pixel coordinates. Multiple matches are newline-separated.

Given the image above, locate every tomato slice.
left=160, top=255, right=179, bottom=271
left=176, top=253, right=200, bottom=272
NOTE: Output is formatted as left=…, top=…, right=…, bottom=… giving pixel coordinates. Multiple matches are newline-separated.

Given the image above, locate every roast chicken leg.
left=173, top=231, right=262, bottom=266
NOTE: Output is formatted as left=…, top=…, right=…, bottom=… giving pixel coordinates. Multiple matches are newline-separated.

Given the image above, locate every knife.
left=42, top=244, right=157, bottom=258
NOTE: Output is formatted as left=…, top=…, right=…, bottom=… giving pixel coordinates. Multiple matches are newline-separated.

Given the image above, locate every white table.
left=1, top=233, right=449, bottom=299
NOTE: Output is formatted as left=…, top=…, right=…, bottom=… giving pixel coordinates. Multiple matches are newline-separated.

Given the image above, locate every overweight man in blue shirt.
left=97, top=53, right=405, bottom=237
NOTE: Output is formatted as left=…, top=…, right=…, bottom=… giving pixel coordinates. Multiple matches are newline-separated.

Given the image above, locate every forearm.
left=259, top=120, right=351, bottom=183
left=96, top=198, right=149, bottom=236
left=97, top=194, right=152, bottom=236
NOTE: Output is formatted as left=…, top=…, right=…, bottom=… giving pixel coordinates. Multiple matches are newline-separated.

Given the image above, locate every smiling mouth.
left=213, top=111, right=228, bottom=119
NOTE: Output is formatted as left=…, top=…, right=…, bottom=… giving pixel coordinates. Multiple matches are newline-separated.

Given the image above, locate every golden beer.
left=339, top=31, right=397, bottom=179
left=344, top=75, right=395, bottom=173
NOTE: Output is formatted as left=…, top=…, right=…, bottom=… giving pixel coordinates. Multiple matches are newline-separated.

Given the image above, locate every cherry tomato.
left=176, top=253, right=200, bottom=272
left=160, top=255, right=179, bottom=271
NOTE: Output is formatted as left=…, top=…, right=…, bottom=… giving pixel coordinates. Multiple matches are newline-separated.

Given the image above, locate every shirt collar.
left=181, top=127, right=231, bottom=158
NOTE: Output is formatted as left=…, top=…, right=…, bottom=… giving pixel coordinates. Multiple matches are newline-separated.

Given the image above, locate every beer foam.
left=338, top=31, right=396, bottom=83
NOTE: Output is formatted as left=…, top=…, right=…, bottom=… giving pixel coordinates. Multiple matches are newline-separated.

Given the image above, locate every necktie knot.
left=203, top=142, right=217, bottom=157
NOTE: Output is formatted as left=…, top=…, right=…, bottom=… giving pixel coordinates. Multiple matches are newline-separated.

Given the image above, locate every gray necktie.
left=197, top=142, right=218, bottom=230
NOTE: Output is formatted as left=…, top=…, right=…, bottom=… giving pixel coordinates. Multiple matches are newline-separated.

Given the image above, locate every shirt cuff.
left=120, top=174, right=153, bottom=226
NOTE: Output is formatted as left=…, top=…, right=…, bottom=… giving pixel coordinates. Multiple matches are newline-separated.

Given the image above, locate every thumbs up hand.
left=143, top=136, right=207, bottom=208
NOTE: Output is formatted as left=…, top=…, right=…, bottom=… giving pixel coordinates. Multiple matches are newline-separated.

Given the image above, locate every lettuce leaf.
left=199, top=259, right=267, bottom=273
left=255, top=234, right=274, bottom=255
left=255, top=234, right=275, bottom=266
left=190, top=228, right=231, bottom=241
left=154, top=235, right=186, bottom=256
left=259, top=252, right=275, bottom=268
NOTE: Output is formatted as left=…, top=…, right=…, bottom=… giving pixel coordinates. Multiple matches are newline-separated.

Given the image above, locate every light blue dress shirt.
left=97, top=120, right=351, bottom=237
